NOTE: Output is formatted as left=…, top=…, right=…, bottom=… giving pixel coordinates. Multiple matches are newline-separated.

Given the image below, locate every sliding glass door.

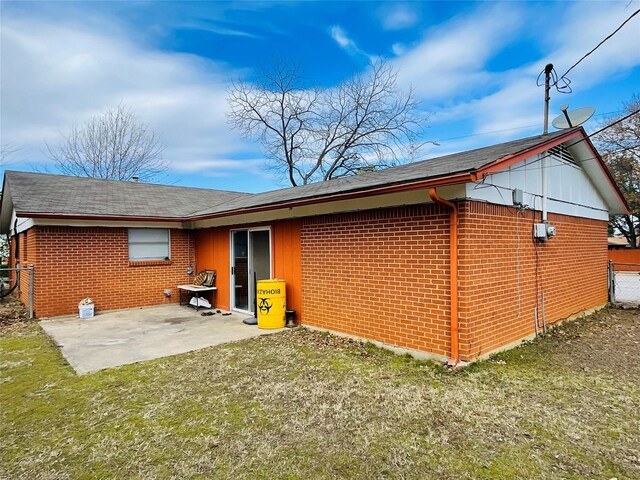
left=231, top=228, right=271, bottom=313
left=232, top=230, right=249, bottom=311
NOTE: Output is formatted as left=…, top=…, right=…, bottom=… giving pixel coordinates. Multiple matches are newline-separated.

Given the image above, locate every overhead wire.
left=534, top=9, right=639, bottom=99
left=475, top=181, right=610, bottom=213
left=500, top=7, right=637, bottom=332
left=501, top=107, right=640, bottom=174
left=433, top=110, right=623, bottom=144
left=559, top=8, right=640, bottom=82
left=471, top=107, right=638, bottom=215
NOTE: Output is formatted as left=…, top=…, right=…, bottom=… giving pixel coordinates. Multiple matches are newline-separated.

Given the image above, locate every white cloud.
left=172, top=158, right=263, bottom=174
left=542, top=2, right=640, bottom=91
left=391, top=1, right=640, bottom=149
left=178, top=21, right=260, bottom=38
left=391, top=43, right=405, bottom=56
left=329, top=25, right=371, bottom=59
left=466, top=3, right=639, bottom=137
left=2, top=1, right=637, bottom=188
left=330, top=25, right=354, bottom=49
left=391, top=4, right=524, bottom=99
left=379, top=4, right=419, bottom=31
left=0, top=13, right=257, bottom=179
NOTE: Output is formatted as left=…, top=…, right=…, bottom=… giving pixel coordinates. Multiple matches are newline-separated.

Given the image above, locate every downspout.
left=427, top=188, right=459, bottom=366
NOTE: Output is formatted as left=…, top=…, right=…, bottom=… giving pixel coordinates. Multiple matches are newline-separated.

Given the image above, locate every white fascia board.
left=13, top=211, right=35, bottom=234
left=30, top=218, right=184, bottom=229
left=7, top=210, right=36, bottom=235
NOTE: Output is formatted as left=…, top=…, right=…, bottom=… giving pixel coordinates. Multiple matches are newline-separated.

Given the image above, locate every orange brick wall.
left=300, top=201, right=608, bottom=361
left=458, top=201, right=608, bottom=360
left=301, top=204, right=453, bottom=358
left=194, top=227, right=231, bottom=310
left=10, top=199, right=609, bottom=357
left=28, top=226, right=193, bottom=317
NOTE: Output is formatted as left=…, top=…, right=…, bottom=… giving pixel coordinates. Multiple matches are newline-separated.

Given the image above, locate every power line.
left=504, top=145, right=639, bottom=175
left=559, top=8, right=640, bottom=81
left=434, top=109, right=623, bottom=143
left=475, top=180, right=610, bottom=213
left=436, top=123, right=541, bottom=142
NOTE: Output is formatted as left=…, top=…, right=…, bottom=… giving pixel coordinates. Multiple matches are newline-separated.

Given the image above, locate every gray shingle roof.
left=2, top=129, right=572, bottom=221
left=187, top=129, right=571, bottom=217
left=2, top=171, right=252, bottom=218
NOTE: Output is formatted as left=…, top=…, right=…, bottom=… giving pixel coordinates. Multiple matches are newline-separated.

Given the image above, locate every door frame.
left=229, top=226, right=272, bottom=314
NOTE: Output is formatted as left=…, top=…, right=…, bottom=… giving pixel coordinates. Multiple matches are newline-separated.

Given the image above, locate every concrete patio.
left=40, top=304, right=284, bottom=374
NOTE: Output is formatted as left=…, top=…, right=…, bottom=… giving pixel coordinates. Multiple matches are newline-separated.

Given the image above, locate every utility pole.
left=543, top=63, right=553, bottom=134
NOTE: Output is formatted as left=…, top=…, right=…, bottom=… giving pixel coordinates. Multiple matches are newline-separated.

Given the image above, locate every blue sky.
left=1, top=0, right=639, bottom=192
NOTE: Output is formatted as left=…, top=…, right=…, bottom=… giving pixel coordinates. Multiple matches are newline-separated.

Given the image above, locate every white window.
left=128, top=228, right=170, bottom=261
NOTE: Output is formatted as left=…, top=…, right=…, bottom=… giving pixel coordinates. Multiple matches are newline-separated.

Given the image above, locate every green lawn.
left=1, top=302, right=639, bottom=479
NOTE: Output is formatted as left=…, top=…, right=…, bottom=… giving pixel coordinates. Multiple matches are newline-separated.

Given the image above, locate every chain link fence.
left=609, top=261, right=640, bottom=306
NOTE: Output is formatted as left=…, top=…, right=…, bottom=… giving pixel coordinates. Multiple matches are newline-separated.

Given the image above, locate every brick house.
left=0, top=127, right=628, bottom=363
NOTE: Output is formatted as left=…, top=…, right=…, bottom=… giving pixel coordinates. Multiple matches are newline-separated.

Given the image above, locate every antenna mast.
left=543, top=63, right=553, bottom=134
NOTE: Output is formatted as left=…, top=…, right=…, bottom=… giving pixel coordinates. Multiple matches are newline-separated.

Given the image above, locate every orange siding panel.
left=273, top=219, right=303, bottom=322
left=608, top=249, right=640, bottom=271
left=195, top=227, right=231, bottom=310
left=195, top=221, right=302, bottom=317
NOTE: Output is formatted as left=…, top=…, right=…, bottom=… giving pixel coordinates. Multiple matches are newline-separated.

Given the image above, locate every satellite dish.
left=552, top=104, right=595, bottom=129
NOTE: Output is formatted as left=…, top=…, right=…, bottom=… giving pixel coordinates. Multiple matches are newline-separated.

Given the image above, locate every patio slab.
left=40, top=304, right=283, bottom=374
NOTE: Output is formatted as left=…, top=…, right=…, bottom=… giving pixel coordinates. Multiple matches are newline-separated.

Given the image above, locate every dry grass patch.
left=1, top=300, right=639, bottom=479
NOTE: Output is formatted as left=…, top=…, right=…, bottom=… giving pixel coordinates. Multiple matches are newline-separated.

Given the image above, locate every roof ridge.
left=192, top=128, right=573, bottom=205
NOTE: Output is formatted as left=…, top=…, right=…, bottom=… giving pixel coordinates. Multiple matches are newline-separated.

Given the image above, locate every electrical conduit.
left=428, top=188, right=459, bottom=366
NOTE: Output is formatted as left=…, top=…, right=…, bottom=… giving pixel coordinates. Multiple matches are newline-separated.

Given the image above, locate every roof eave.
left=187, top=171, right=476, bottom=222
left=476, top=128, right=584, bottom=176
left=577, top=133, right=631, bottom=214
left=18, top=212, right=185, bottom=223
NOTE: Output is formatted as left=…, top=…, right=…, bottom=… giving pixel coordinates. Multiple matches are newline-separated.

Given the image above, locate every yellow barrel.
left=256, top=279, right=286, bottom=329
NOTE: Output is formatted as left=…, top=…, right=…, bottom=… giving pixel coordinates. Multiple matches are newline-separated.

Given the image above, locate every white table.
left=177, top=285, right=217, bottom=311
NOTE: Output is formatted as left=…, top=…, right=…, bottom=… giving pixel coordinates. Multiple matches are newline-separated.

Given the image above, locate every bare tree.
left=227, top=59, right=428, bottom=186
left=47, top=104, right=167, bottom=182
left=594, top=95, right=640, bottom=248
left=1, top=144, right=23, bottom=167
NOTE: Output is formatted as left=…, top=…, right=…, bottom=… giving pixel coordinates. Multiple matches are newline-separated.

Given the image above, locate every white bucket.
left=79, top=304, right=94, bottom=319
left=189, top=297, right=211, bottom=309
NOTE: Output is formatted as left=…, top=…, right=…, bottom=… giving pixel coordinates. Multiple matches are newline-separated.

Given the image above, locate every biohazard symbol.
left=258, top=297, right=272, bottom=315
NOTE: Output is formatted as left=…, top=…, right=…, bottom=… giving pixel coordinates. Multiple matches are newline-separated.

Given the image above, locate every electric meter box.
left=512, top=188, right=524, bottom=206
left=533, top=223, right=547, bottom=240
